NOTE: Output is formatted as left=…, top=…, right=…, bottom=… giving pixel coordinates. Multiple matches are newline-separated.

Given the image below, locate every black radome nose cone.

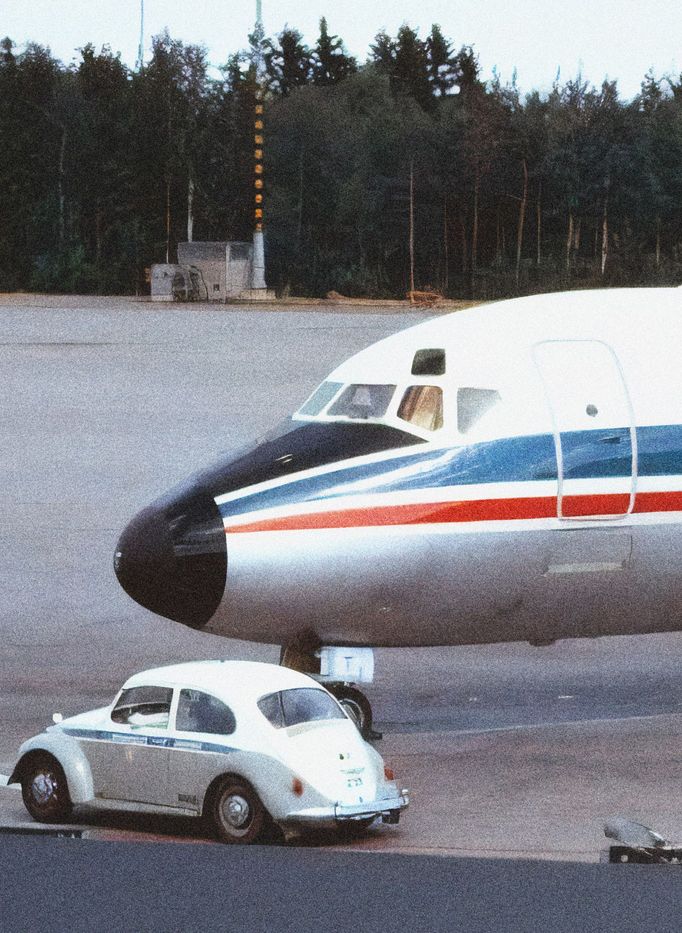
left=114, top=489, right=227, bottom=629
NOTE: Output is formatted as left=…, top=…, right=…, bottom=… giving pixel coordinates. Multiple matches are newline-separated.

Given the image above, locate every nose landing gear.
left=326, top=683, right=380, bottom=740
left=279, top=643, right=381, bottom=741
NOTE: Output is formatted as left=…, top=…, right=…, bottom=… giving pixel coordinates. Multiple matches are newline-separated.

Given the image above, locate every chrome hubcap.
left=222, top=794, right=250, bottom=829
left=31, top=772, right=56, bottom=805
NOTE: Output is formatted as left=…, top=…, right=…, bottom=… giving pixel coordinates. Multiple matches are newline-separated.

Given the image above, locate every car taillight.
left=292, top=777, right=304, bottom=796
left=384, top=766, right=394, bottom=781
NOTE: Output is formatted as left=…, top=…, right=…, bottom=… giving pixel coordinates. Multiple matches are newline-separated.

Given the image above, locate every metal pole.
left=136, top=0, right=145, bottom=71
left=251, top=0, right=267, bottom=289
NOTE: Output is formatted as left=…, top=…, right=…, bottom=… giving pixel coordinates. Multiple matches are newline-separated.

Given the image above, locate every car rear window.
left=257, top=688, right=346, bottom=729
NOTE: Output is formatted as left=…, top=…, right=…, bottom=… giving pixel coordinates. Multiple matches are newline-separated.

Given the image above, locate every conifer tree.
left=265, top=28, right=312, bottom=95
left=312, top=18, right=356, bottom=86
left=426, top=24, right=458, bottom=97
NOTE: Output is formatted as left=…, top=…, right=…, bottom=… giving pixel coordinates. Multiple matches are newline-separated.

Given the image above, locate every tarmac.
left=1, top=294, right=681, bottom=863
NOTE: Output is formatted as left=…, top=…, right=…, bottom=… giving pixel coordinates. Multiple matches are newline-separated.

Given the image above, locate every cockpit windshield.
left=295, top=379, right=444, bottom=438
left=327, top=384, right=396, bottom=420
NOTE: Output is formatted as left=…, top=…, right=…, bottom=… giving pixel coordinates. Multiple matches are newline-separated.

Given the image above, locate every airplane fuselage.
left=115, top=288, right=682, bottom=649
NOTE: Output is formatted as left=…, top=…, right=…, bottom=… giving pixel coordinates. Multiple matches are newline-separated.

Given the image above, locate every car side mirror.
left=52, top=713, right=63, bottom=724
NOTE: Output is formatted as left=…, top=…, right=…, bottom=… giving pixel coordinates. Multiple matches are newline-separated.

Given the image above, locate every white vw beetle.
left=10, top=660, right=408, bottom=843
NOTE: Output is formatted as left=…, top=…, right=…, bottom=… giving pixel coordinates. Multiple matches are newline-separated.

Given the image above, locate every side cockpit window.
left=327, top=384, right=396, bottom=420
left=298, top=381, right=343, bottom=416
left=457, top=387, right=501, bottom=434
left=398, top=385, right=443, bottom=431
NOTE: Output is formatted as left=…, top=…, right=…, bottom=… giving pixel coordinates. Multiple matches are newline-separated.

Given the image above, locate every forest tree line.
left=1, top=20, right=682, bottom=299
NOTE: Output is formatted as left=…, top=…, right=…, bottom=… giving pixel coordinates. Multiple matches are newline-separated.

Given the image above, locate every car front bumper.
left=281, top=790, right=409, bottom=829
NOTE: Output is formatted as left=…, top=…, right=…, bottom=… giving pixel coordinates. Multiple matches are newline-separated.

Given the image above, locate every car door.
left=83, top=685, right=172, bottom=806
left=166, top=688, right=239, bottom=811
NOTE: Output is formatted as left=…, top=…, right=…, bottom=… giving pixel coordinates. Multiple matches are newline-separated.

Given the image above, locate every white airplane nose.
left=114, top=489, right=227, bottom=628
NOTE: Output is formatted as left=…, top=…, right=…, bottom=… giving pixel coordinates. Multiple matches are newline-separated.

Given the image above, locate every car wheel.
left=329, top=685, right=373, bottom=739
left=21, top=755, right=73, bottom=824
left=210, top=778, right=267, bottom=845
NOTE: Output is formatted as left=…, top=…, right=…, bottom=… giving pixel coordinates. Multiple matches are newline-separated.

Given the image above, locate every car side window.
left=175, top=689, right=236, bottom=736
left=111, top=686, right=172, bottom=728
left=257, top=692, right=285, bottom=728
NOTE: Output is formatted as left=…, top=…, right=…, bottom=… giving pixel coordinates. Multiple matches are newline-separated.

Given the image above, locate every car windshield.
left=257, top=688, right=346, bottom=728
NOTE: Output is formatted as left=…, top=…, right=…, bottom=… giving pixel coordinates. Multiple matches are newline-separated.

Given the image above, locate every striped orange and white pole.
left=254, top=93, right=264, bottom=231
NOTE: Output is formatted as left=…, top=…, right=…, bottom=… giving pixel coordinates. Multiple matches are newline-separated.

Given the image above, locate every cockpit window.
left=457, top=388, right=501, bottom=434
left=398, top=386, right=444, bottom=431
left=327, top=384, right=396, bottom=420
left=298, top=381, right=343, bottom=416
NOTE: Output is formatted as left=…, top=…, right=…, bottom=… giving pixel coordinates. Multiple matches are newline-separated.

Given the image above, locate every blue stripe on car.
left=62, top=727, right=237, bottom=755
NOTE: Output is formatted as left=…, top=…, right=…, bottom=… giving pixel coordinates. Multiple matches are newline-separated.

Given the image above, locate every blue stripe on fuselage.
left=218, top=425, right=682, bottom=521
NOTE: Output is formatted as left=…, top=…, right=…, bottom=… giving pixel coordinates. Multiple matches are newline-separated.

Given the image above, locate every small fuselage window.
left=327, top=384, right=396, bottom=420
left=111, top=686, right=172, bottom=728
left=398, top=385, right=444, bottom=431
left=176, top=688, right=236, bottom=735
left=411, top=348, right=446, bottom=376
left=257, top=688, right=346, bottom=729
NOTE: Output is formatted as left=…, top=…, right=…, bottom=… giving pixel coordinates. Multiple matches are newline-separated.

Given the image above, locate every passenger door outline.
left=532, top=339, right=638, bottom=519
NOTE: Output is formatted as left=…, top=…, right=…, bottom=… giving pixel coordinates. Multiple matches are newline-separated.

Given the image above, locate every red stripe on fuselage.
left=227, top=496, right=556, bottom=532
left=224, top=490, right=682, bottom=534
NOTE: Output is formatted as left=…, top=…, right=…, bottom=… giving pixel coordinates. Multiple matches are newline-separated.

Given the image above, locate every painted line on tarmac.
left=382, top=709, right=682, bottom=739
left=460, top=710, right=682, bottom=736
left=0, top=774, right=18, bottom=788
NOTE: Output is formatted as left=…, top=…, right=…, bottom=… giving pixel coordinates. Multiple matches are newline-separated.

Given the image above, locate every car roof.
left=121, top=660, right=321, bottom=703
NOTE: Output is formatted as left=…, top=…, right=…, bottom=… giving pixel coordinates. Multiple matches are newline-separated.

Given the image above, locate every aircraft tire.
left=328, top=685, right=374, bottom=739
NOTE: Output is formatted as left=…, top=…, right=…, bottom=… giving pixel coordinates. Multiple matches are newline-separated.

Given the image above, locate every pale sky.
left=2, top=0, right=680, bottom=100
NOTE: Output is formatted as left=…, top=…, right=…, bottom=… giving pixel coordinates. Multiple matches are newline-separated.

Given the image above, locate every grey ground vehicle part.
left=208, top=777, right=269, bottom=844
left=338, top=816, right=378, bottom=838
left=20, top=754, right=73, bottom=824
